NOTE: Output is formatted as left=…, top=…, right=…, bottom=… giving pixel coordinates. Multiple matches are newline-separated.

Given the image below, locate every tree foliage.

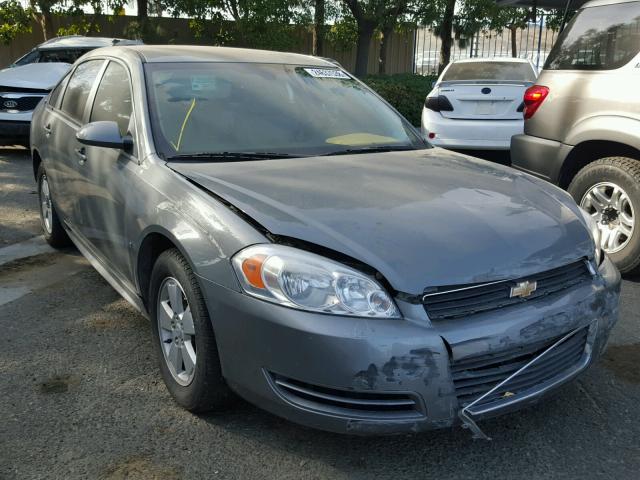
left=0, top=0, right=31, bottom=45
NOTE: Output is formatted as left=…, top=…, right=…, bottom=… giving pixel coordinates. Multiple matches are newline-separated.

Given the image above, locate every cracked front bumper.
left=198, top=257, right=620, bottom=435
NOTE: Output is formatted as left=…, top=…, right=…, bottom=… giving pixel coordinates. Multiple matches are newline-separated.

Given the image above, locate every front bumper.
left=421, top=108, right=523, bottom=151
left=199, top=257, right=620, bottom=435
left=0, top=110, right=33, bottom=142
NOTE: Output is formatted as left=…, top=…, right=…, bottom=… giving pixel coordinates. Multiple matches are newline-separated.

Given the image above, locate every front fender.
left=129, top=161, right=269, bottom=294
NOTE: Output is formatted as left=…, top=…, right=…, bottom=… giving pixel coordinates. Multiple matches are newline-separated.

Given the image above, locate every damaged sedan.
left=30, top=45, right=621, bottom=438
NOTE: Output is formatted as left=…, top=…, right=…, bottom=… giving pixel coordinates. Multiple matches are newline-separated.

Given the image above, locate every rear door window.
left=60, top=60, right=103, bottom=122
left=545, top=2, right=640, bottom=70
left=442, top=62, right=536, bottom=82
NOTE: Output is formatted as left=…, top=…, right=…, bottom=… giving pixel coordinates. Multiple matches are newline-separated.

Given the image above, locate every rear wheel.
left=149, top=248, right=232, bottom=412
left=37, top=164, right=70, bottom=248
left=568, top=157, right=640, bottom=274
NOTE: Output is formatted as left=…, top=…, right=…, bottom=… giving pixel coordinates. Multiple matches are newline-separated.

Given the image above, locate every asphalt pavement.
left=1, top=148, right=639, bottom=479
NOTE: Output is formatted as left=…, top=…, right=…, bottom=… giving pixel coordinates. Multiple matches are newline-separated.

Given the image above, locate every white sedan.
left=421, top=58, right=538, bottom=150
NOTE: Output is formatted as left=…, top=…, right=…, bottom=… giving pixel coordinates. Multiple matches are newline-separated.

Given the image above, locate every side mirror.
left=76, top=121, right=132, bottom=151
left=431, top=80, right=436, bottom=89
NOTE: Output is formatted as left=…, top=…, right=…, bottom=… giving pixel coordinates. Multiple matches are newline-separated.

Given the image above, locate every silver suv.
left=511, top=0, right=640, bottom=274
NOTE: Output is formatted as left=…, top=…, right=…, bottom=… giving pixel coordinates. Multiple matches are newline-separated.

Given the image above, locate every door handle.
left=75, top=147, right=87, bottom=164
left=44, top=124, right=52, bottom=136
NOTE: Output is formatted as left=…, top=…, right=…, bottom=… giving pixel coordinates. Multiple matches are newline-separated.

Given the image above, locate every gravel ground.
left=1, top=150, right=639, bottom=479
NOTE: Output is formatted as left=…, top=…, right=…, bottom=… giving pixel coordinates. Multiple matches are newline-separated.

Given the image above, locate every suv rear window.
left=545, top=2, right=640, bottom=70
left=442, top=62, right=536, bottom=82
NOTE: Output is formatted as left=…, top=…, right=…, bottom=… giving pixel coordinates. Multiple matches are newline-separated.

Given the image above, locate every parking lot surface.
left=1, top=148, right=639, bottom=479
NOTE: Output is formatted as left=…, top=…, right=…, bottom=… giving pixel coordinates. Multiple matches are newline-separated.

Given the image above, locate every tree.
left=342, top=0, right=409, bottom=77
left=489, top=6, right=530, bottom=57
left=29, top=0, right=56, bottom=40
left=0, top=0, right=31, bottom=45
left=313, top=0, right=325, bottom=55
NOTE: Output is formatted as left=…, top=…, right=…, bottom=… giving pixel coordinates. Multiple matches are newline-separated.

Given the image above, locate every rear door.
left=438, top=62, right=536, bottom=120
left=45, top=59, right=105, bottom=222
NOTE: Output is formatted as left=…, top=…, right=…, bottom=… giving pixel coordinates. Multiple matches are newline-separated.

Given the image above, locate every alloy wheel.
left=40, top=175, right=53, bottom=234
left=156, top=277, right=197, bottom=386
left=580, top=182, right=635, bottom=254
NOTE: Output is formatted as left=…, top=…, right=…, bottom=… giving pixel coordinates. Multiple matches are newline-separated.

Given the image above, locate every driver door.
left=74, top=59, right=138, bottom=280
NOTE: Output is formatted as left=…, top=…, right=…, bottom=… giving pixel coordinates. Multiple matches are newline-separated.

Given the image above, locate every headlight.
left=231, top=244, right=400, bottom=318
left=579, top=207, right=603, bottom=265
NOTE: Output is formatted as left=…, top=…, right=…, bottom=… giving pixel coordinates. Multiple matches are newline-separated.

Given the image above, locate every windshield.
left=544, top=2, right=640, bottom=70
left=442, top=62, right=536, bottom=82
left=144, top=62, right=426, bottom=159
left=13, top=48, right=91, bottom=66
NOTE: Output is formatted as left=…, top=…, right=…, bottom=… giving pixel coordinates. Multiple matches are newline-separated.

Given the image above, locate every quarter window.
left=90, top=62, right=133, bottom=136
left=60, top=60, right=103, bottom=122
left=545, top=2, right=640, bottom=70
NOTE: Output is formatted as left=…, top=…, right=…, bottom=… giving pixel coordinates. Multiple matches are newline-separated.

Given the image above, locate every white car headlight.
left=579, top=207, right=603, bottom=265
left=232, top=244, right=400, bottom=318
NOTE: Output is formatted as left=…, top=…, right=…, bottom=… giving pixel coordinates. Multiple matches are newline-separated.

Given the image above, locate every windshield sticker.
left=303, top=68, right=351, bottom=79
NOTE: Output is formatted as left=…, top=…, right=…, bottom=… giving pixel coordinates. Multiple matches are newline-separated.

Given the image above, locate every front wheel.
left=149, top=249, right=232, bottom=412
left=568, top=156, right=640, bottom=274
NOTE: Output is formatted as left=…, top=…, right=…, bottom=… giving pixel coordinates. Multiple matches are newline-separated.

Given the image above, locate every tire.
left=568, top=156, right=640, bottom=274
left=36, top=164, right=71, bottom=248
left=149, top=248, right=232, bottom=412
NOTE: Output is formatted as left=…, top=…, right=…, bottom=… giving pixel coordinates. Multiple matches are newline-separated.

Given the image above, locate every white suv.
left=0, top=36, right=140, bottom=145
left=421, top=58, right=538, bottom=150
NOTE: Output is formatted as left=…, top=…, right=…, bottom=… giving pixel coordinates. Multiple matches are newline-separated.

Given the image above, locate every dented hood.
left=169, top=149, right=593, bottom=294
left=0, top=63, right=70, bottom=90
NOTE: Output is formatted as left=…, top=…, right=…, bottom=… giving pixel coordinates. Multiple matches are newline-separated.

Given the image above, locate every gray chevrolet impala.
left=31, top=45, right=621, bottom=438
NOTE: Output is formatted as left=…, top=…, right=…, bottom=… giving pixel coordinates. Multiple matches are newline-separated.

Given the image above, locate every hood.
left=169, top=149, right=593, bottom=294
left=0, top=63, right=71, bottom=90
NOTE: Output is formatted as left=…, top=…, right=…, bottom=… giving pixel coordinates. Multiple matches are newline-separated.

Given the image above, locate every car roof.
left=449, top=57, right=532, bottom=64
left=582, top=0, right=639, bottom=7
left=104, top=45, right=335, bottom=66
left=38, top=36, right=141, bottom=50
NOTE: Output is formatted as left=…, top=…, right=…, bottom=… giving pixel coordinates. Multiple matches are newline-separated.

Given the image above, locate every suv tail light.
left=523, top=85, right=549, bottom=120
left=425, top=95, right=454, bottom=112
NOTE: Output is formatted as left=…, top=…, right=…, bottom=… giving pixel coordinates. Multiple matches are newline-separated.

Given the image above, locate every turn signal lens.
left=241, top=255, right=266, bottom=288
left=523, top=85, right=549, bottom=120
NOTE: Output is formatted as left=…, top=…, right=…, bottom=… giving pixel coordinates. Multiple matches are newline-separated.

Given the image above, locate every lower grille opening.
left=269, top=373, right=423, bottom=419
left=452, top=326, right=589, bottom=408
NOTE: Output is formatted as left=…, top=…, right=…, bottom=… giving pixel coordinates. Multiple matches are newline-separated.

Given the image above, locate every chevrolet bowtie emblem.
left=510, top=280, right=537, bottom=298
left=502, top=391, right=515, bottom=398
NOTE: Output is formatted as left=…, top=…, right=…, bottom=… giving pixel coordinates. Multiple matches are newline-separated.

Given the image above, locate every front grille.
left=270, top=373, right=423, bottom=419
left=423, top=260, right=592, bottom=321
left=0, top=94, right=46, bottom=112
left=452, top=327, right=589, bottom=408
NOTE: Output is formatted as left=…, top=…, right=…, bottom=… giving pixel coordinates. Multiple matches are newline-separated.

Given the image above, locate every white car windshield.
left=145, top=62, right=425, bottom=159
left=442, top=62, right=536, bottom=82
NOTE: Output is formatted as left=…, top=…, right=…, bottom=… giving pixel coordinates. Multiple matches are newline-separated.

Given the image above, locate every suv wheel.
left=149, top=248, right=232, bottom=412
left=568, top=157, right=640, bottom=274
left=37, top=164, right=71, bottom=248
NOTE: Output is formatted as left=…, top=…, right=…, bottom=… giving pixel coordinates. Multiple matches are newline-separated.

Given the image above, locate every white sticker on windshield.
left=304, top=68, right=351, bottom=79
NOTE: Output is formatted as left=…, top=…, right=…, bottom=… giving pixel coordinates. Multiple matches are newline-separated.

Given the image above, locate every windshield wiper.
left=321, top=145, right=417, bottom=156
left=166, top=152, right=304, bottom=162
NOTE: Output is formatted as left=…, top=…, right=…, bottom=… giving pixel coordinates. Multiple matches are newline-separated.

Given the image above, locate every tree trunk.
left=379, top=26, right=393, bottom=74
left=354, top=21, right=375, bottom=77
left=510, top=27, right=518, bottom=57
left=313, top=0, right=325, bottom=56
left=138, top=0, right=148, bottom=18
left=438, top=0, right=455, bottom=74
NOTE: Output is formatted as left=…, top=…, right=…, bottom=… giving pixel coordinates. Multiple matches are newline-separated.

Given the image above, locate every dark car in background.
left=511, top=0, right=640, bottom=274
left=0, top=36, right=141, bottom=145
left=30, top=45, right=620, bottom=437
